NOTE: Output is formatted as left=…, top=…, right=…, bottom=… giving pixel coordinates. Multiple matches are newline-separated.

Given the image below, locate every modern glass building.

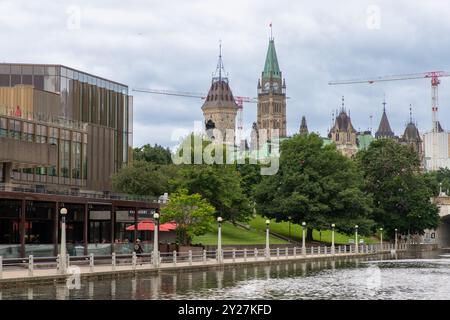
left=0, top=63, right=133, bottom=191
left=0, top=63, right=162, bottom=259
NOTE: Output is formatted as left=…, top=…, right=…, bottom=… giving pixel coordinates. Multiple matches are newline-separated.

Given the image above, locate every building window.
left=0, top=117, right=7, bottom=137
left=8, top=119, right=21, bottom=139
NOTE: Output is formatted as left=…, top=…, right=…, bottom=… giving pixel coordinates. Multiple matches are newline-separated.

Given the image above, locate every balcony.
left=0, top=136, right=57, bottom=167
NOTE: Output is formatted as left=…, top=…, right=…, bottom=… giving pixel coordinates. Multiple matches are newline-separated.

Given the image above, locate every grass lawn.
left=249, top=215, right=378, bottom=244
left=192, top=222, right=288, bottom=245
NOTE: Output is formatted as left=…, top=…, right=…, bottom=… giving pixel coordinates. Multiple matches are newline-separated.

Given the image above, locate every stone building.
left=201, top=46, right=238, bottom=142
left=400, top=108, right=423, bottom=162
left=375, top=100, right=396, bottom=139
left=328, top=97, right=358, bottom=157
left=257, top=36, right=287, bottom=141
left=299, top=115, right=308, bottom=135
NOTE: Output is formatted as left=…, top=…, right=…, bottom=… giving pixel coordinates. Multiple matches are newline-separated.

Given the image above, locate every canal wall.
left=0, top=244, right=407, bottom=289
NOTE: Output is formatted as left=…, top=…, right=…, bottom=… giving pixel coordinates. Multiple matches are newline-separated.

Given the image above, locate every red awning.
left=126, top=220, right=177, bottom=232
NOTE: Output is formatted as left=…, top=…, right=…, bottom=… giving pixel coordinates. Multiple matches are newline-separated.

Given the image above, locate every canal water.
left=1, top=250, right=449, bottom=300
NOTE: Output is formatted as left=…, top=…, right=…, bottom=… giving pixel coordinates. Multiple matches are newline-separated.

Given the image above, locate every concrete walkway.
left=0, top=248, right=402, bottom=287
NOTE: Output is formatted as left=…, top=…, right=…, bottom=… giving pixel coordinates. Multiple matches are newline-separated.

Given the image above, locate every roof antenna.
left=409, top=104, right=413, bottom=123
left=382, top=94, right=387, bottom=112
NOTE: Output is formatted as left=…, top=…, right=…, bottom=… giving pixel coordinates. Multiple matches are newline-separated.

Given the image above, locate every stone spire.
left=375, top=98, right=395, bottom=138
left=299, top=115, right=308, bottom=135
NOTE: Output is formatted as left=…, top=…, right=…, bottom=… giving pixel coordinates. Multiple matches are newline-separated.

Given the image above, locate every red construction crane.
left=132, top=88, right=256, bottom=131
left=329, top=71, right=450, bottom=133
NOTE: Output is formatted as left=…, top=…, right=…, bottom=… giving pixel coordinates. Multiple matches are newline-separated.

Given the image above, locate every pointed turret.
left=201, top=43, right=238, bottom=140
left=257, top=32, right=287, bottom=140
left=263, top=38, right=281, bottom=79
left=299, top=116, right=308, bottom=135
left=375, top=99, right=395, bottom=139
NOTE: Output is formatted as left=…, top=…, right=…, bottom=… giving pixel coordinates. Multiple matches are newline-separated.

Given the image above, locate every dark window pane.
left=11, top=75, right=21, bottom=86
left=0, top=74, right=9, bottom=86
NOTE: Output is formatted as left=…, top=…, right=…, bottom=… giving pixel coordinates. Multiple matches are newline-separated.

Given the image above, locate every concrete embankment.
left=0, top=248, right=405, bottom=288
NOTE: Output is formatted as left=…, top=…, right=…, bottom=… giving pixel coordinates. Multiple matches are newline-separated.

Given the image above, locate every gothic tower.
left=299, top=115, right=308, bottom=135
left=257, top=36, right=286, bottom=141
left=375, top=99, right=395, bottom=139
left=201, top=44, right=239, bottom=142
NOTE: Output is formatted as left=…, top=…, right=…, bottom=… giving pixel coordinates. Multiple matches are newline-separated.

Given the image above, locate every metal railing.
left=0, top=243, right=407, bottom=279
left=0, top=182, right=158, bottom=202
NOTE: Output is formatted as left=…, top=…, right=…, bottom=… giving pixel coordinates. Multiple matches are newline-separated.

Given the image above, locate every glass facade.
left=0, top=63, right=132, bottom=190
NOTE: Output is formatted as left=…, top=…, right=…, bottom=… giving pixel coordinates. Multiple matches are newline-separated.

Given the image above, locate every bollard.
left=366, top=245, right=369, bottom=253
left=324, top=246, right=327, bottom=255
left=28, top=255, right=34, bottom=277
left=285, top=247, right=288, bottom=259
left=318, top=246, right=321, bottom=255
left=276, top=248, right=280, bottom=260
left=293, top=247, right=297, bottom=257
left=254, top=248, right=258, bottom=261
left=132, top=252, right=137, bottom=270
left=203, top=250, right=207, bottom=264
left=173, top=250, right=177, bottom=266
left=0, top=256, right=2, bottom=279
left=89, top=253, right=94, bottom=272
left=338, top=246, right=341, bottom=254
left=188, top=250, right=192, bottom=266
left=232, top=249, right=236, bottom=262
left=112, top=253, right=116, bottom=271
left=244, top=248, right=247, bottom=262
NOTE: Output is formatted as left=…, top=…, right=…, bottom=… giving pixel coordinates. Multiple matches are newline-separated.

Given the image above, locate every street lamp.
left=153, top=212, right=160, bottom=267
left=265, top=219, right=270, bottom=260
left=59, top=207, right=68, bottom=274
left=331, top=224, right=335, bottom=255
left=302, top=222, right=306, bottom=256
left=394, top=228, right=398, bottom=251
left=217, top=217, right=223, bottom=263
left=288, top=216, right=292, bottom=239
left=354, top=225, right=359, bottom=254
left=379, top=228, right=383, bottom=250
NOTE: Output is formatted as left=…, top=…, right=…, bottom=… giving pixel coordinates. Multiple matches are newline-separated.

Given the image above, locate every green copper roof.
left=357, top=134, right=374, bottom=150
left=263, top=39, right=281, bottom=79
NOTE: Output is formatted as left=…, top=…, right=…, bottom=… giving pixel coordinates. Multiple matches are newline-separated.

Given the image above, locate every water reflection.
left=1, top=250, right=450, bottom=300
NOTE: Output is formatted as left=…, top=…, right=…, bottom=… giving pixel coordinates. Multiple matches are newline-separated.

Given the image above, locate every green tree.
left=171, top=164, right=253, bottom=223
left=161, top=189, right=215, bottom=245
left=356, top=139, right=440, bottom=237
left=134, top=144, right=172, bottom=164
left=112, top=161, right=177, bottom=197
left=169, top=133, right=254, bottom=222
left=254, top=133, right=374, bottom=240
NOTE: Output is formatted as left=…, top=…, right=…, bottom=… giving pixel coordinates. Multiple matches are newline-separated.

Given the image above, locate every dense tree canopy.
left=112, top=160, right=177, bottom=197
left=134, top=144, right=173, bottom=165
left=161, top=189, right=215, bottom=245
left=254, top=133, right=374, bottom=240
left=356, top=139, right=440, bottom=237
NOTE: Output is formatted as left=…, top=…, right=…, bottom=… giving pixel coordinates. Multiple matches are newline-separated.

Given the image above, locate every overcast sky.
left=2, top=0, right=450, bottom=148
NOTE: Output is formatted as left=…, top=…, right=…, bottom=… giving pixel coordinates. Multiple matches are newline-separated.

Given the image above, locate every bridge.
left=430, top=195, right=450, bottom=248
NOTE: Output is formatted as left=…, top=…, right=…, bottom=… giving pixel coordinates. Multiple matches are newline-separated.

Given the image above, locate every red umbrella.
left=126, top=220, right=177, bottom=232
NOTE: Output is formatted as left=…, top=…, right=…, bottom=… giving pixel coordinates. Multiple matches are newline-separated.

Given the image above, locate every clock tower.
left=257, top=36, right=287, bottom=141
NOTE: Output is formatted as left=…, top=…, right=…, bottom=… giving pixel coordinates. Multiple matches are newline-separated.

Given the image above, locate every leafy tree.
left=424, top=168, right=450, bottom=196
left=171, top=164, right=253, bottom=223
left=134, top=144, right=172, bottom=164
left=254, top=133, right=374, bottom=240
left=169, top=133, right=254, bottom=222
left=356, top=139, right=440, bottom=237
left=112, top=161, right=177, bottom=197
left=161, top=189, right=215, bottom=246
